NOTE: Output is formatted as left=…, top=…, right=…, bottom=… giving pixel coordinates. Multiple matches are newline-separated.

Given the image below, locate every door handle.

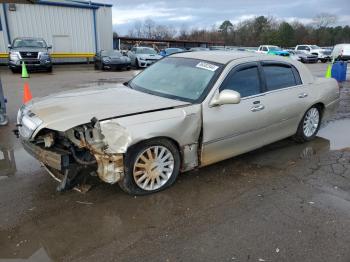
left=250, top=104, right=265, bottom=112
left=298, top=93, right=308, bottom=98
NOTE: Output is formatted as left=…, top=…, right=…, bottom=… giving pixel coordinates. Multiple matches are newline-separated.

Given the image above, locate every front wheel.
left=119, top=139, right=180, bottom=195
left=294, top=106, right=321, bottom=143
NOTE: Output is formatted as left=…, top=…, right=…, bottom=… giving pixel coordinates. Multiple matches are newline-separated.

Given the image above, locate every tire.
left=94, top=62, right=98, bottom=69
left=135, top=59, right=140, bottom=69
left=118, top=138, right=180, bottom=195
left=294, top=106, right=322, bottom=143
left=321, top=59, right=327, bottom=63
left=98, top=62, right=104, bottom=70
left=0, top=114, right=8, bottom=126
left=47, top=66, right=53, bottom=73
left=10, top=68, right=19, bottom=73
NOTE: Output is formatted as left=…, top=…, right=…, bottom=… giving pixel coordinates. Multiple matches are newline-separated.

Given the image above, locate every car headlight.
left=9, top=52, right=20, bottom=61
left=139, top=57, right=145, bottom=61
left=103, top=57, right=111, bottom=63
left=39, top=52, right=50, bottom=58
left=17, top=108, right=43, bottom=139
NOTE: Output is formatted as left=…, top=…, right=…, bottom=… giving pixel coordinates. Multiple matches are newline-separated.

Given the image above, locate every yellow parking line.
left=0, top=53, right=95, bottom=59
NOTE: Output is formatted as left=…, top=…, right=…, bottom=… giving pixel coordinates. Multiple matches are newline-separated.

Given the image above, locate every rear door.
left=258, top=61, right=310, bottom=142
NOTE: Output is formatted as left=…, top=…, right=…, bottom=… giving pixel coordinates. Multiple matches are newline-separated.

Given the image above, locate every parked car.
left=127, top=47, right=162, bottom=68
left=189, top=47, right=210, bottom=52
left=16, top=51, right=339, bottom=195
left=159, top=48, right=184, bottom=57
left=8, top=37, right=52, bottom=73
left=331, top=44, right=350, bottom=61
left=295, top=45, right=331, bottom=63
left=94, top=50, right=131, bottom=70
left=257, top=45, right=290, bottom=56
left=288, top=50, right=318, bottom=63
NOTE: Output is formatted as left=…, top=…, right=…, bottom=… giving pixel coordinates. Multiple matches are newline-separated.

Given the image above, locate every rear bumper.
left=21, top=139, right=70, bottom=171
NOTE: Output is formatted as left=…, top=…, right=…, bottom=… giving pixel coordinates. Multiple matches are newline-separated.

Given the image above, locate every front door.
left=201, top=62, right=269, bottom=166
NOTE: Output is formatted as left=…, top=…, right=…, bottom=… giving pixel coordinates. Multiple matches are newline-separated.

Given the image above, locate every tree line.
left=123, top=13, right=350, bottom=47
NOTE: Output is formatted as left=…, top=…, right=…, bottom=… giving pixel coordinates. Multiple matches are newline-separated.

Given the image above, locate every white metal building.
left=0, top=0, right=113, bottom=58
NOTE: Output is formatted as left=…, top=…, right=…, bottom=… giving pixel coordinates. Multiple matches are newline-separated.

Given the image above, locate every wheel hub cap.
left=133, top=146, right=174, bottom=191
left=303, top=108, right=320, bottom=137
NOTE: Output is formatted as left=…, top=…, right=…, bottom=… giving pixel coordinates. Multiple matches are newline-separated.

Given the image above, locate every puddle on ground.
left=249, top=137, right=330, bottom=169
left=318, top=119, right=350, bottom=150
left=0, top=146, right=41, bottom=178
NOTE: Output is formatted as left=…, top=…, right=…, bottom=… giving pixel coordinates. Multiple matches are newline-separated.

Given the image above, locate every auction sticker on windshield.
left=196, top=62, right=219, bottom=72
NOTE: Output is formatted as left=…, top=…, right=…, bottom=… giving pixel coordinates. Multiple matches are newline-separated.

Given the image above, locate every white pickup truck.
left=295, top=45, right=331, bottom=63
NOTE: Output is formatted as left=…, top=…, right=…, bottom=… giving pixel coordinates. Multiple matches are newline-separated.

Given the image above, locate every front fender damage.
left=66, top=117, right=131, bottom=184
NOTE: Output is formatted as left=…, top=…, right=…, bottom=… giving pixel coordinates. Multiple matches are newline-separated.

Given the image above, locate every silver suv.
left=8, top=37, right=52, bottom=73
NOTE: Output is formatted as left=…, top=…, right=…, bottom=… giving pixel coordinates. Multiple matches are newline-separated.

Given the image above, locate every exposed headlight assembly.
left=138, top=57, right=145, bottom=60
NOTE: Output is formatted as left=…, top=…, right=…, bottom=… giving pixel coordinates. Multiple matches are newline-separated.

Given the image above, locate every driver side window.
left=220, top=65, right=261, bottom=98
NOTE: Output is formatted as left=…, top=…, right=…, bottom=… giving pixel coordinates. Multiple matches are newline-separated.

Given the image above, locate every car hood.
left=135, top=54, right=162, bottom=60
left=27, top=84, right=190, bottom=132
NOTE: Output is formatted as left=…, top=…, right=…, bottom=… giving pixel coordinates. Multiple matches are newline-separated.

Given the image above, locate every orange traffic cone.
left=23, top=82, right=33, bottom=104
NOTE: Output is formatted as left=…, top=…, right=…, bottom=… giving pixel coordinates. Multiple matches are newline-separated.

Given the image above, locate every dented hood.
left=27, top=84, right=189, bottom=132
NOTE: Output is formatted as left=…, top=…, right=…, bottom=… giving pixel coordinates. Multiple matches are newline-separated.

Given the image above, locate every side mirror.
left=8, top=44, right=11, bottom=49
left=47, top=45, right=52, bottom=49
left=210, top=89, right=241, bottom=107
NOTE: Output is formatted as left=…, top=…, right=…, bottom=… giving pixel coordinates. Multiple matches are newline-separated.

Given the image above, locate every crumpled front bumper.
left=21, top=139, right=70, bottom=171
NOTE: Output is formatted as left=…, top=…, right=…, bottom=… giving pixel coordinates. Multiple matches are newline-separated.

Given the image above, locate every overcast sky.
left=96, top=0, right=350, bottom=35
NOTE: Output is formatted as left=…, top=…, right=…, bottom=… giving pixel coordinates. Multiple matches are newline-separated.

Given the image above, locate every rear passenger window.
left=221, top=66, right=261, bottom=97
left=262, top=65, right=297, bottom=91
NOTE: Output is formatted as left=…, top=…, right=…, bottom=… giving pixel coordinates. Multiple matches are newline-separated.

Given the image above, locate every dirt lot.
left=0, top=63, right=350, bottom=262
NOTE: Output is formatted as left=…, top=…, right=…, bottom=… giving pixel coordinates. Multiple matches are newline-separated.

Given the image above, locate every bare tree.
left=128, top=20, right=143, bottom=37
left=313, top=13, right=337, bottom=28
left=143, top=19, right=156, bottom=38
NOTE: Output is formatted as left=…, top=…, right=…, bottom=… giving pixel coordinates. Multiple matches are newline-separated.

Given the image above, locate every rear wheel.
left=47, top=66, right=53, bottom=73
left=119, top=138, right=180, bottom=195
left=294, top=106, right=321, bottom=142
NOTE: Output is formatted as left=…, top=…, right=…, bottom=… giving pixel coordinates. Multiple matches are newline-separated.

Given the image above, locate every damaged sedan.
left=16, top=51, right=340, bottom=195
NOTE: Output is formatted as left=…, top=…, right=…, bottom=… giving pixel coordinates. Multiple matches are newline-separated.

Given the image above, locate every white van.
left=331, top=44, right=350, bottom=61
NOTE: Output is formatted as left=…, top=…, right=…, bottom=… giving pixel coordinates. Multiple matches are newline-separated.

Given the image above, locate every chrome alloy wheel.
left=303, top=108, right=320, bottom=137
left=133, top=146, right=175, bottom=191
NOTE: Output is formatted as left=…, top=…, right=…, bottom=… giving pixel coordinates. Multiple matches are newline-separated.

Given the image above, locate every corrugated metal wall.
left=95, top=6, right=113, bottom=51
left=6, top=4, right=95, bottom=52
left=0, top=2, right=113, bottom=58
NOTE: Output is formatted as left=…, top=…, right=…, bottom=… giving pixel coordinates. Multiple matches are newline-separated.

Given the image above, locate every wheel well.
left=127, top=136, right=181, bottom=156
left=313, top=102, right=325, bottom=117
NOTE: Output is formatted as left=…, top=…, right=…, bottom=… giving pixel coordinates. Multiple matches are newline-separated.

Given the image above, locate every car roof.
left=172, top=51, right=262, bottom=64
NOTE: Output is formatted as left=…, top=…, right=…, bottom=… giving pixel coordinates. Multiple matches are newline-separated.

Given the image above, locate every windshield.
left=129, top=57, right=222, bottom=102
left=13, top=39, right=47, bottom=48
left=310, top=45, right=320, bottom=49
left=136, top=48, right=157, bottom=55
left=268, top=46, right=282, bottom=51
left=101, top=50, right=122, bottom=57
